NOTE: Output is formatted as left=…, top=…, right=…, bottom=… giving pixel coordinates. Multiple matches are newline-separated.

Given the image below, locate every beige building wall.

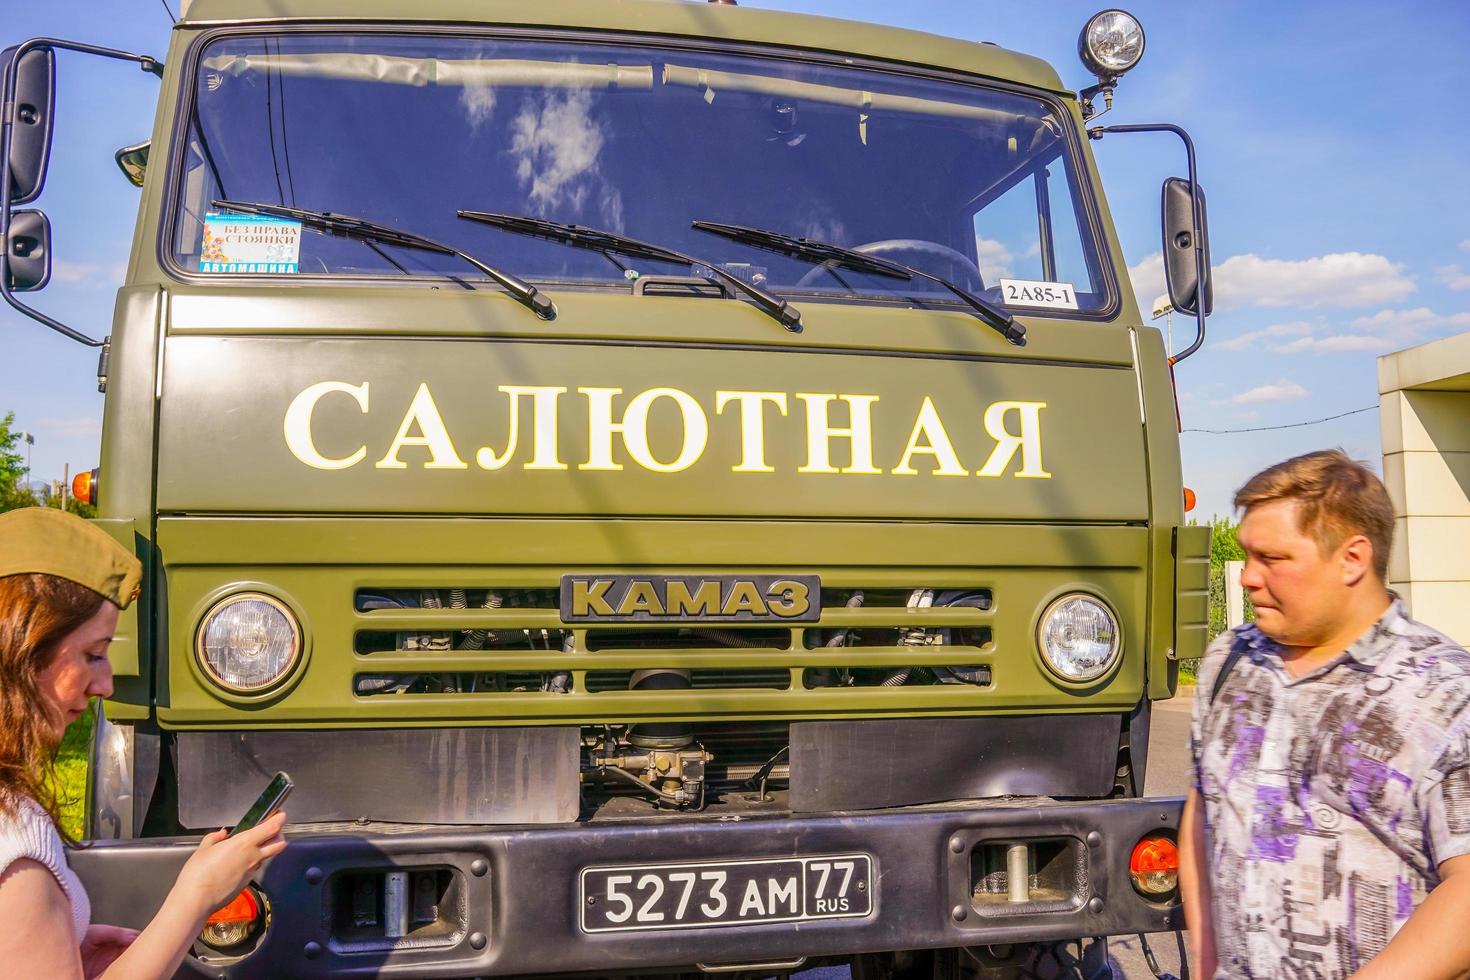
left=1379, top=332, right=1470, bottom=645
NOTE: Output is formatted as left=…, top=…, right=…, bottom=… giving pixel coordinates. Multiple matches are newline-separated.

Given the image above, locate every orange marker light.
left=200, top=887, right=261, bottom=949
left=1129, top=835, right=1180, bottom=896
left=1182, top=487, right=1197, bottom=513
left=207, top=888, right=260, bottom=925
left=70, top=468, right=98, bottom=506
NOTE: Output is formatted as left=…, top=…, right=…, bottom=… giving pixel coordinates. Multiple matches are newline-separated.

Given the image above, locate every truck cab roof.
left=177, top=0, right=1069, bottom=94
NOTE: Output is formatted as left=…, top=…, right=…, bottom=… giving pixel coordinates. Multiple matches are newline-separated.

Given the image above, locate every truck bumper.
left=71, top=796, right=1184, bottom=978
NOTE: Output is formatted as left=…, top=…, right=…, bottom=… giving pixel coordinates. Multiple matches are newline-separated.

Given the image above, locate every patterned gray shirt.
left=1191, top=598, right=1470, bottom=978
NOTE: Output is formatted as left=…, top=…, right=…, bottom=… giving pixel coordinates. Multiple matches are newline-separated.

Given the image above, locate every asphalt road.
left=1108, top=687, right=1195, bottom=979
left=795, top=687, right=1199, bottom=979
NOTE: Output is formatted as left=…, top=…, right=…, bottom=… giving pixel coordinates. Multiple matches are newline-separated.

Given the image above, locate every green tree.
left=31, top=479, right=95, bottom=518
left=0, top=412, right=39, bottom=512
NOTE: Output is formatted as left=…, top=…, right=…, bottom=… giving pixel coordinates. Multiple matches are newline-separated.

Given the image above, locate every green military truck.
left=3, top=2, right=1212, bottom=975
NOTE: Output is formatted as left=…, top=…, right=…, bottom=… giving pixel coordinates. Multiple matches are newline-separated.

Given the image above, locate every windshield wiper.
left=691, top=220, right=1025, bottom=346
left=212, top=200, right=556, bottom=320
left=457, top=211, right=802, bottom=333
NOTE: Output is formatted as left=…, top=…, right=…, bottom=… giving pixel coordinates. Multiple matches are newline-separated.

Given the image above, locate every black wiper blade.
left=212, top=200, right=556, bottom=320
left=692, top=220, right=1025, bottom=346
left=694, top=222, right=911, bottom=282
left=458, top=210, right=802, bottom=333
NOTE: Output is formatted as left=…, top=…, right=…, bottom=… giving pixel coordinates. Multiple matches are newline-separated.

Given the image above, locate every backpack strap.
left=1209, top=645, right=1246, bottom=707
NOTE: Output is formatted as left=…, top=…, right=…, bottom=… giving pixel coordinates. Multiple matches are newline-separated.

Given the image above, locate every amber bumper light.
left=1129, top=835, right=1179, bottom=896
left=200, top=886, right=263, bottom=949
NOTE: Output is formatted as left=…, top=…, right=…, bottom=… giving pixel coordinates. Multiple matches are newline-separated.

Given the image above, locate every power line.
left=1182, top=405, right=1376, bottom=435
left=159, top=0, right=177, bottom=23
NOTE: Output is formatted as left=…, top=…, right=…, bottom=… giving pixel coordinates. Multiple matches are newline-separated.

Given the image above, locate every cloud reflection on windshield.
left=509, top=89, right=625, bottom=230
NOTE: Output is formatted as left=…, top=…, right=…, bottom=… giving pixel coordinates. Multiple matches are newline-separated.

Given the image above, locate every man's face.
left=1237, top=499, right=1353, bottom=647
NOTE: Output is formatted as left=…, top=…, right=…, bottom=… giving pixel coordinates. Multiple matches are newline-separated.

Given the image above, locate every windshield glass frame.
left=158, top=24, right=1121, bottom=322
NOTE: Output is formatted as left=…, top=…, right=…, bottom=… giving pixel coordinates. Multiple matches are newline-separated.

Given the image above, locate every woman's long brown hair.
left=0, top=573, right=105, bottom=844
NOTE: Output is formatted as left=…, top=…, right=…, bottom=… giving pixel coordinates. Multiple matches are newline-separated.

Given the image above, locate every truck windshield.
left=171, top=34, right=1111, bottom=314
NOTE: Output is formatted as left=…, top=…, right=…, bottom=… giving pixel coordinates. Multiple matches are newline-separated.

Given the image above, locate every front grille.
left=583, top=669, right=793, bottom=692
left=351, top=585, right=995, bottom=701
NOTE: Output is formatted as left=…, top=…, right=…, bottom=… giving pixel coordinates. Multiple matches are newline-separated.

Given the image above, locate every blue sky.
left=3, top=0, right=1468, bottom=517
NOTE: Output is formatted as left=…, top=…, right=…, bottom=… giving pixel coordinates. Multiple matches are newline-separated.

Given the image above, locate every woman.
left=0, top=507, right=287, bottom=978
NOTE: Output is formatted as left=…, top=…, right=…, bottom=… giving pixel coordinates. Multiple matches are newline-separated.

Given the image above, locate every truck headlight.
left=1037, top=593, right=1120, bottom=683
left=1078, top=9, right=1145, bottom=80
left=196, top=593, right=302, bottom=693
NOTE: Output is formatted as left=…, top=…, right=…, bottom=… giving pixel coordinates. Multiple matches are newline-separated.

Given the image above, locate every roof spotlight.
left=1077, top=10, right=1145, bottom=119
left=1080, top=10, right=1146, bottom=80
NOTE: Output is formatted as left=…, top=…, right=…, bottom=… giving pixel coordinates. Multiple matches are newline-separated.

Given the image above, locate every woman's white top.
left=0, top=793, right=91, bottom=939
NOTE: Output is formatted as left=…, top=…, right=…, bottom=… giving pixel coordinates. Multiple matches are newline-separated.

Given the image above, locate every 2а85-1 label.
left=998, top=278, right=1079, bottom=310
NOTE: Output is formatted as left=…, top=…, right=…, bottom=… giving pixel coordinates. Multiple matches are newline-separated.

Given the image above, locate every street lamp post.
left=1150, top=294, right=1175, bottom=359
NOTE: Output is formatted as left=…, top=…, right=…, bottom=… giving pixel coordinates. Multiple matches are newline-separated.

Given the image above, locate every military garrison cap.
left=0, top=508, right=142, bottom=608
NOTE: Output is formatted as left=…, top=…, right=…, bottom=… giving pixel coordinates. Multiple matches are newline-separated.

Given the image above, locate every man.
left=1180, top=449, right=1470, bottom=978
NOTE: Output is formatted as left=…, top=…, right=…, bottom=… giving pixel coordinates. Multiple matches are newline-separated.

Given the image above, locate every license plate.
left=580, top=854, right=873, bottom=933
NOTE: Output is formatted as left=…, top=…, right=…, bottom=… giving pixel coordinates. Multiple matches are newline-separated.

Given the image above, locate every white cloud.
left=1462, top=240, right=1470, bottom=252
left=459, top=62, right=498, bottom=131
left=1231, top=381, right=1309, bottom=405
left=976, top=237, right=1013, bottom=283
left=1214, top=320, right=1312, bottom=352
left=799, top=216, right=848, bottom=244
left=509, top=89, right=623, bottom=228
left=1131, top=250, right=1414, bottom=312
left=1349, top=307, right=1470, bottom=331
left=38, top=415, right=101, bottom=439
left=1214, top=252, right=1414, bottom=309
left=1274, top=334, right=1387, bottom=353
left=50, top=260, right=100, bottom=284
left=1128, top=252, right=1165, bottom=313
left=1437, top=264, right=1470, bottom=291
left=1217, top=306, right=1470, bottom=356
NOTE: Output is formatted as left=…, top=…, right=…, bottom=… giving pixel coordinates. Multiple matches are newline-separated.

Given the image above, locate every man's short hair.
left=1234, top=449, right=1394, bottom=581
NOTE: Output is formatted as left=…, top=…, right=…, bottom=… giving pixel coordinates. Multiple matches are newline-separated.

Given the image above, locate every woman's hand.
left=82, top=814, right=289, bottom=980
left=80, top=924, right=139, bottom=978
left=171, top=810, right=288, bottom=916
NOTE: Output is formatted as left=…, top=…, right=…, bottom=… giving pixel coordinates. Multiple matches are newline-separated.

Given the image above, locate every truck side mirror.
left=1, top=45, right=56, bottom=205
left=115, top=140, right=149, bottom=188
left=1161, top=176, right=1212, bottom=317
left=6, top=208, right=51, bottom=291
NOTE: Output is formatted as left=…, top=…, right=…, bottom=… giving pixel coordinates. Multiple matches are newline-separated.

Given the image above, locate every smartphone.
left=230, top=771, right=294, bottom=836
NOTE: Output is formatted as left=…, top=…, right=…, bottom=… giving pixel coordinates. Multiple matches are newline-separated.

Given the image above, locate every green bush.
left=55, top=712, right=92, bottom=841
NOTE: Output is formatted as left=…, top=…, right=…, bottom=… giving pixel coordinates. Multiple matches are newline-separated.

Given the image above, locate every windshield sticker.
left=999, top=279, right=1079, bottom=311
left=200, top=213, right=302, bottom=274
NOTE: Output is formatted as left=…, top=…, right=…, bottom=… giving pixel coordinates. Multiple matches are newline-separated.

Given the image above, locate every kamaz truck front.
left=2, top=3, right=1212, bottom=976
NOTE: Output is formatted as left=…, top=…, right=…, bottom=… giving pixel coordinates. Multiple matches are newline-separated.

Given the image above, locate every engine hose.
left=406, top=589, right=452, bottom=651
left=459, top=591, right=504, bottom=650
left=693, top=629, right=770, bottom=648
left=882, top=589, right=934, bottom=686
left=598, top=765, right=686, bottom=804
left=825, top=591, right=865, bottom=648
left=537, top=632, right=574, bottom=693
